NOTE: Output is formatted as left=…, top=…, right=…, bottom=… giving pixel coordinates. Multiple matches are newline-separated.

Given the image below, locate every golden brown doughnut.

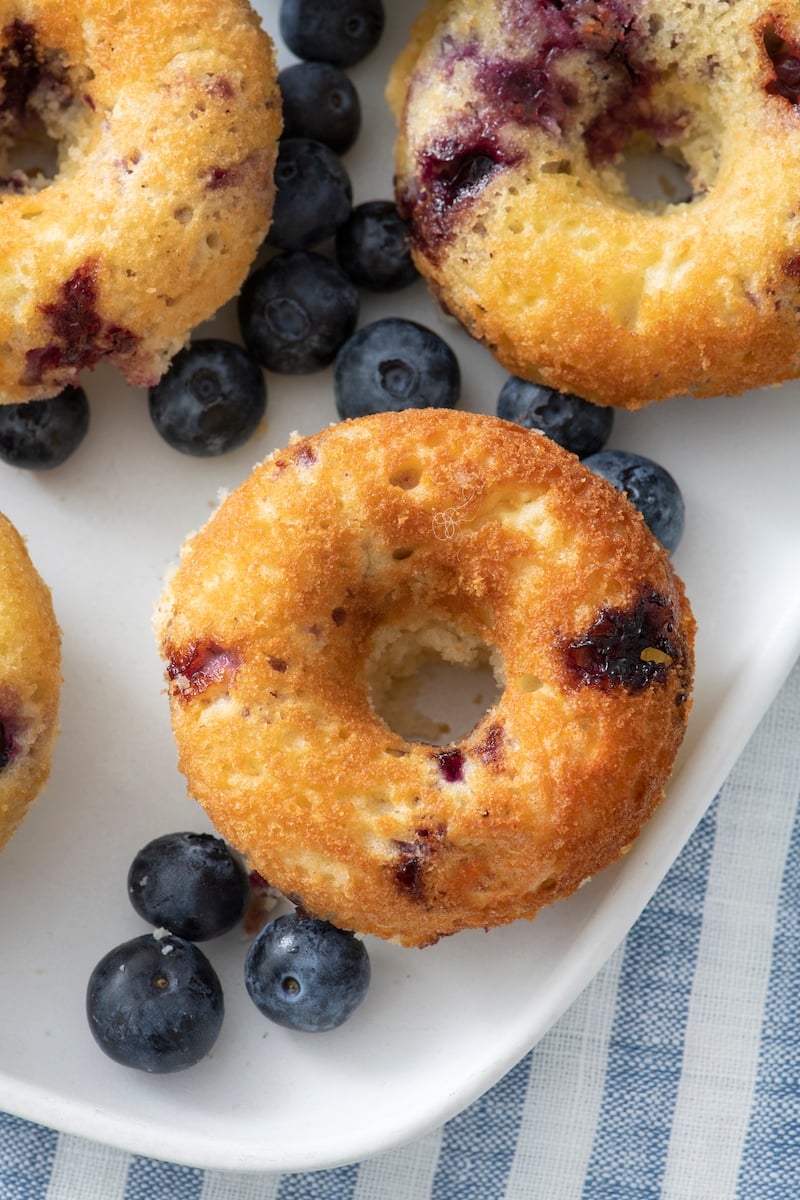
left=0, top=0, right=280, bottom=403
left=0, top=513, right=61, bottom=851
left=155, top=409, right=695, bottom=947
left=388, top=0, right=800, bottom=409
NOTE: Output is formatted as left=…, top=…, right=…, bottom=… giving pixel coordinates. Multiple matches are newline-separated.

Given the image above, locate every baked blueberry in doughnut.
left=0, top=512, right=60, bottom=851
left=388, top=0, right=800, bottom=409
left=0, top=0, right=281, bottom=403
left=155, top=409, right=695, bottom=948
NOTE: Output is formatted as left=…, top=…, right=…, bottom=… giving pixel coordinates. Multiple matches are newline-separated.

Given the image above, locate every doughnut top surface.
left=0, top=0, right=281, bottom=402
left=156, top=409, right=695, bottom=947
left=0, top=513, right=61, bottom=851
left=389, top=0, right=800, bottom=408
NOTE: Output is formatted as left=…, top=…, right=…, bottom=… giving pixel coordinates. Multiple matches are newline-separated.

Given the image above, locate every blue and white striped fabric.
left=4, top=656, right=799, bottom=1200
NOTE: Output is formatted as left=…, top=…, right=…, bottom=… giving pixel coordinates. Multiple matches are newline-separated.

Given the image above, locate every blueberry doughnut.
left=155, top=409, right=695, bottom=947
left=0, top=1, right=281, bottom=403
left=0, top=513, right=60, bottom=851
left=388, top=0, right=800, bottom=409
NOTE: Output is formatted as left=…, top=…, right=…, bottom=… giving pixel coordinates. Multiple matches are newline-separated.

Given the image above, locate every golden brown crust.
left=0, top=513, right=61, bottom=851
left=389, top=0, right=800, bottom=409
left=0, top=0, right=281, bottom=402
left=155, top=409, right=695, bottom=947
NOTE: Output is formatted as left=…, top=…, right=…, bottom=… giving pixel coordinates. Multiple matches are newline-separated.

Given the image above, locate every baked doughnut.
left=155, top=409, right=695, bottom=947
left=0, top=0, right=281, bottom=404
left=388, top=0, right=800, bottom=409
left=0, top=513, right=61, bottom=851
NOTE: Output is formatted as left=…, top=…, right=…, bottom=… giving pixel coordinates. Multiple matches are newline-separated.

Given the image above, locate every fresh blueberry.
left=244, top=913, right=370, bottom=1032
left=278, top=62, right=361, bottom=154
left=0, top=385, right=89, bottom=469
left=497, top=377, right=613, bottom=459
left=238, top=251, right=359, bottom=374
left=127, top=832, right=250, bottom=942
left=268, top=138, right=353, bottom=251
left=335, top=201, right=419, bottom=292
left=583, top=449, right=685, bottom=553
left=86, top=933, right=224, bottom=1073
left=148, top=339, right=266, bottom=456
left=279, top=0, right=385, bottom=68
left=334, top=318, right=460, bottom=419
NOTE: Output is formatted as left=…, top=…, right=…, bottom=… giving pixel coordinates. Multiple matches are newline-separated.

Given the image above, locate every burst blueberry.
left=497, top=376, right=613, bottom=458
left=0, top=385, right=89, bottom=469
left=238, top=251, right=358, bottom=374
left=335, top=201, right=419, bottom=292
left=0, top=722, right=10, bottom=770
left=148, top=339, right=266, bottom=456
left=278, top=61, right=361, bottom=154
left=563, top=588, right=680, bottom=692
left=334, top=317, right=460, bottom=418
left=244, top=912, right=371, bottom=1032
left=268, top=138, right=353, bottom=251
left=279, top=0, right=385, bottom=68
left=86, top=933, right=224, bottom=1073
left=583, top=448, right=685, bottom=553
left=127, top=831, right=250, bottom=942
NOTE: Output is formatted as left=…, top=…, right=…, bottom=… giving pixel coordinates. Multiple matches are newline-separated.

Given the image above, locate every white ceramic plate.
left=1, top=2, right=799, bottom=1174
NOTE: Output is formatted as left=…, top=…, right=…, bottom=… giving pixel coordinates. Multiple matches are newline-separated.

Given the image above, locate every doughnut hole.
left=0, top=21, right=92, bottom=195
left=1, top=117, right=59, bottom=187
left=587, top=85, right=723, bottom=217
left=365, top=618, right=503, bottom=745
left=617, top=138, right=693, bottom=207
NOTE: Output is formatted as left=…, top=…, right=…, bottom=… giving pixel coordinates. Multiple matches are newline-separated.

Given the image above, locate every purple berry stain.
left=0, top=701, right=21, bottom=770
left=402, top=120, right=520, bottom=252
left=402, top=0, right=686, bottom=251
left=272, top=443, right=317, bottom=472
left=206, top=75, right=235, bottom=101
left=394, top=854, right=423, bottom=897
left=0, top=19, right=73, bottom=126
left=23, top=260, right=138, bottom=386
left=764, top=26, right=800, bottom=105
left=434, top=748, right=465, bottom=782
left=167, top=640, right=241, bottom=699
left=474, top=723, right=504, bottom=767
left=0, top=721, right=10, bottom=770
left=424, top=134, right=508, bottom=203
left=0, top=21, right=45, bottom=121
left=475, top=54, right=578, bottom=132
left=393, top=826, right=444, bottom=899
left=204, top=165, right=237, bottom=191
left=561, top=587, right=683, bottom=692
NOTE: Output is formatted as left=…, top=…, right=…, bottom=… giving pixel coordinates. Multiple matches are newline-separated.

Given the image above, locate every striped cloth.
left=3, top=656, right=799, bottom=1200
